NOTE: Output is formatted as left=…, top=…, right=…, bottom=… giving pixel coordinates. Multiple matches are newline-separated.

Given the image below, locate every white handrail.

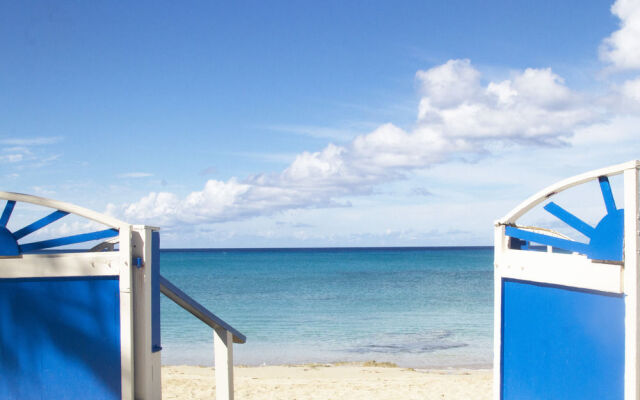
left=159, top=275, right=245, bottom=343
left=160, top=275, right=245, bottom=400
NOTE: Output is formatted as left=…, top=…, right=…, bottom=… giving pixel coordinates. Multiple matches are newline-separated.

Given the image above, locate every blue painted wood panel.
left=151, top=231, right=161, bottom=352
left=0, top=276, right=121, bottom=400
left=501, top=279, right=624, bottom=400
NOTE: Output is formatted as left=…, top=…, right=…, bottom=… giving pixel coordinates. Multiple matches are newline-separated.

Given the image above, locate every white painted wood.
left=0, top=252, right=120, bottom=277
left=0, top=191, right=127, bottom=229
left=132, top=226, right=162, bottom=400
left=133, top=227, right=150, bottom=400
left=497, top=160, right=640, bottom=225
left=90, top=237, right=119, bottom=252
left=499, top=249, right=623, bottom=293
left=118, top=224, right=135, bottom=400
left=151, top=351, right=162, bottom=400
left=493, top=225, right=505, bottom=400
left=624, top=167, right=640, bottom=400
left=214, top=327, right=235, bottom=400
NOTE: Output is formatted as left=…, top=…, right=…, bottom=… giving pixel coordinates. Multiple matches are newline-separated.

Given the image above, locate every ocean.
left=159, top=247, right=494, bottom=368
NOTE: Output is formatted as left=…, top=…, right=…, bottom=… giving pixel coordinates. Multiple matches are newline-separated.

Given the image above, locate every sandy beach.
left=162, top=362, right=492, bottom=400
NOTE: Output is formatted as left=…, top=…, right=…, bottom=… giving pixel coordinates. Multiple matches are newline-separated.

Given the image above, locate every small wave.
left=346, top=332, right=468, bottom=354
left=348, top=343, right=468, bottom=354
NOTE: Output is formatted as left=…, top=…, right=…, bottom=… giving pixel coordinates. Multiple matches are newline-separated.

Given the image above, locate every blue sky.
left=2, top=0, right=639, bottom=247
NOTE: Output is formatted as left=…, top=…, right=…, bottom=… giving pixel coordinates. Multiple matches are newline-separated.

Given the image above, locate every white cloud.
left=417, top=60, right=596, bottom=144
left=0, top=136, right=62, bottom=146
left=1, top=145, right=32, bottom=164
left=267, top=124, right=364, bottom=141
left=123, top=192, right=181, bottom=225
left=120, top=59, right=599, bottom=227
left=0, top=154, right=24, bottom=163
left=120, top=2, right=640, bottom=231
left=117, top=172, right=154, bottom=179
left=600, top=0, right=640, bottom=70
left=570, top=114, right=640, bottom=145
left=0, top=136, right=62, bottom=168
left=599, top=0, right=640, bottom=112
left=416, top=59, right=481, bottom=108
left=621, top=76, right=640, bottom=103
left=602, top=76, right=640, bottom=113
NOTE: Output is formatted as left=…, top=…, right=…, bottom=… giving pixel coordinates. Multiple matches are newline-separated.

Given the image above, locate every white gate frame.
left=0, top=191, right=245, bottom=400
left=493, top=160, right=640, bottom=400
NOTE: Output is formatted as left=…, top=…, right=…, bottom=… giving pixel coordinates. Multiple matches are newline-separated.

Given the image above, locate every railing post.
left=214, top=327, right=234, bottom=400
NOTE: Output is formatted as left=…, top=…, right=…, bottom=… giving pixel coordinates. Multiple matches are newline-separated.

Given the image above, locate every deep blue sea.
left=159, top=247, right=493, bottom=368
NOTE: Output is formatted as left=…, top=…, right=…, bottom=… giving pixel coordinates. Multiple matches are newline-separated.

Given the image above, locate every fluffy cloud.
left=121, top=59, right=598, bottom=227
left=600, top=0, right=640, bottom=70
left=123, top=192, right=181, bottom=225
left=600, top=0, right=640, bottom=110
left=417, top=60, right=595, bottom=144
left=621, top=76, right=640, bottom=104
left=121, top=1, right=640, bottom=229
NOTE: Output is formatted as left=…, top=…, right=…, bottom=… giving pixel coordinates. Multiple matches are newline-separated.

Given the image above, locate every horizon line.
left=160, top=245, right=494, bottom=251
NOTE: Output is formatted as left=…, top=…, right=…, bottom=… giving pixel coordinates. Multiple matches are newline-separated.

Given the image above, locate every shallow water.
left=159, top=247, right=493, bottom=368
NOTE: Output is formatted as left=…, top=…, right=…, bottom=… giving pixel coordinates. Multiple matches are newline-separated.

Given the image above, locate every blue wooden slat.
left=151, top=231, right=161, bottom=353
left=19, top=229, right=118, bottom=252
left=505, top=226, right=590, bottom=255
left=544, top=202, right=596, bottom=238
left=598, top=176, right=617, bottom=215
left=0, top=227, right=20, bottom=256
left=13, top=210, right=69, bottom=240
left=0, top=201, right=15, bottom=227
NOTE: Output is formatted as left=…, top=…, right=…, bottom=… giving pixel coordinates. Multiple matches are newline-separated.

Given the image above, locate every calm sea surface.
left=159, top=247, right=493, bottom=368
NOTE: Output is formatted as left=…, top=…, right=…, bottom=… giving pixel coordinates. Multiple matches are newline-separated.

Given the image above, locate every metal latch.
left=134, top=257, right=144, bottom=269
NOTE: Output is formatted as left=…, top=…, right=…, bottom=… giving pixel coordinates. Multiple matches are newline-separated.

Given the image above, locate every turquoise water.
left=159, top=247, right=493, bottom=368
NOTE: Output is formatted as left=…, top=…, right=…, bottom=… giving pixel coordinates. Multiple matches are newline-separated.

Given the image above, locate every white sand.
left=162, top=362, right=492, bottom=400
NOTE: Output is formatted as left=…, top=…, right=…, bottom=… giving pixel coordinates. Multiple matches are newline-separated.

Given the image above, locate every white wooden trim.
left=497, top=160, right=640, bottom=225
left=0, top=191, right=126, bottom=229
left=493, top=225, right=505, bottom=400
left=118, top=225, right=135, bottom=400
left=214, top=327, right=235, bottom=400
left=132, top=226, right=162, bottom=400
left=132, top=227, right=150, bottom=400
left=624, top=167, right=640, bottom=400
left=151, top=351, right=162, bottom=400
left=0, top=253, right=121, bottom=278
left=499, top=249, right=623, bottom=294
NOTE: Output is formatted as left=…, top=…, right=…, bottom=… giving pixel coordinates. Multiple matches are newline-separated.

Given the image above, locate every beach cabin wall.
left=0, top=192, right=245, bottom=400
left=494, top=160, right=640, bottom=400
